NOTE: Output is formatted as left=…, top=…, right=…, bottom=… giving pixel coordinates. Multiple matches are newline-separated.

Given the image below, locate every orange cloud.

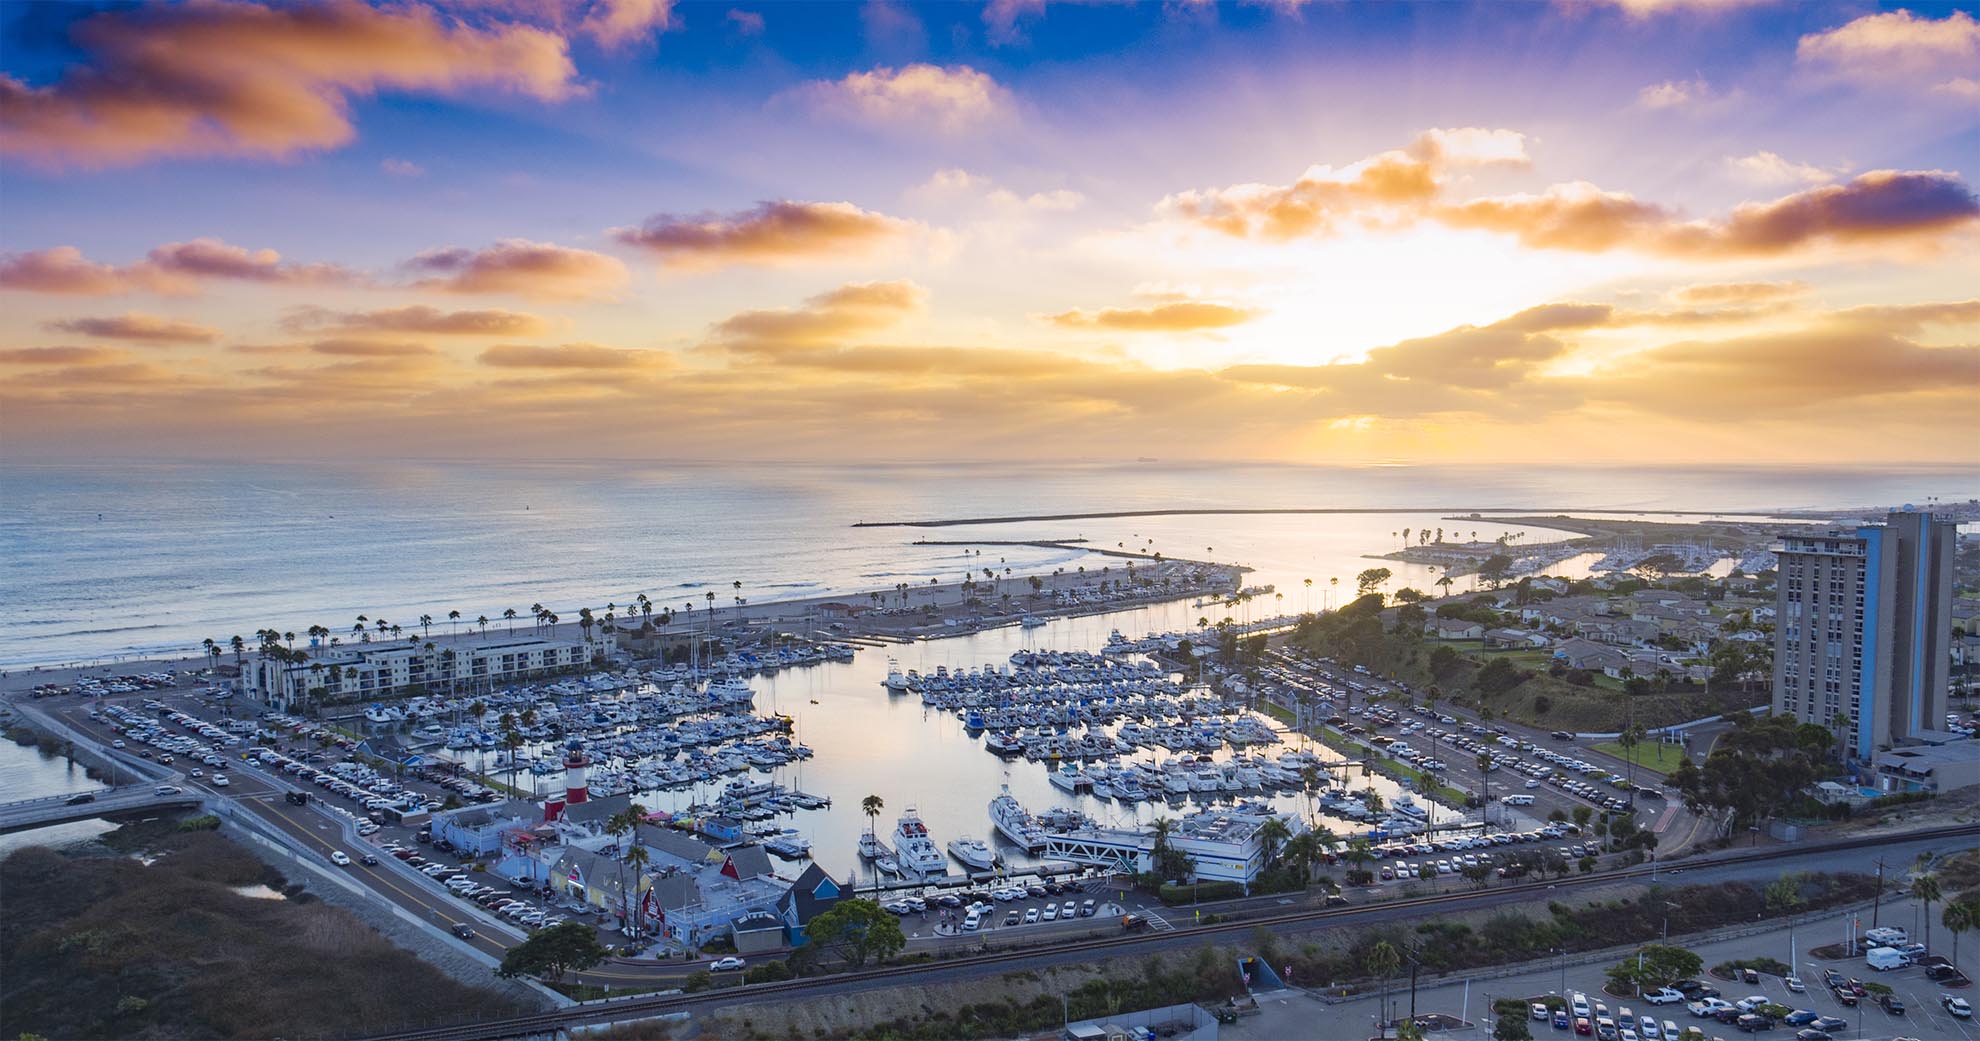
left=1435, top=170, right=1980, bottom=256
left=613, top=200, right=918, bottom=270
left=45, top=312, right=219, bottom=343
left=1, top=239, right=352, bottom=295
left=406, top=240, right=629, bottom=299
left=1668, top=281, right=1808, bottom=306
left=793, top=64, right=1012, bottom=132
left=0, top=0, right=578, bottom=168
left=286, top=305, right=548, bottom=336
left=0, top=346, right=131, bottom=366
left=1046, top=301, right=1259, bottom=332
left=712, top=281, right=926, bottom=346
left=1573, top=0, right=1769, bottom=17
left=309, top=339, right=436, bottom=357
left=1163, top=128, right=1526, bottom=239
left=478, top=343, right=668, bottom=369
left=1797, top=9, right=1980, bottom=101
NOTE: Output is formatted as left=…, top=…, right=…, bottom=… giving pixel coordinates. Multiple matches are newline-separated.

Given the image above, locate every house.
left=695, top=816, right=745, bottom=844
left=730, top=909, right=787, bottom=955
left=434, top=798, right=539, bottom=857
left=636, top=823, right=726, bottom=870
left=776, top=862, right=843, bottom=946
left=556, top=792, right=635, bottom=837
left=719, top=844, right=775, bottom=881
left=551, top=846, right=638, bottom=912
left=1554, top=637, right=1632, bottom=675
left=1529, top=577, right=1570, bottom=594
left=1427, top=619, right=1485, bottom=641
left=815, top=602, right=866, bottom=618
left=1484, top=628, right=1550, bottom=650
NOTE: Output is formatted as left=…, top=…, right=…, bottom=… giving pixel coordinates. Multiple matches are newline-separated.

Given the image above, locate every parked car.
left=710, top=956, right=746, bottom=972
left=1783, top=976, right=1805, bottom=993
left=1944, top=995, right=1973, bottom=1018
left=1878, top=994, right=1905, bottom=1015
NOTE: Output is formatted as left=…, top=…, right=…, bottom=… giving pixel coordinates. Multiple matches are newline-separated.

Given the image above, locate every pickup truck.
left=1643, top=988, right=1685, bottom=1005
left=1688, top=999, right=1734, bottom=1017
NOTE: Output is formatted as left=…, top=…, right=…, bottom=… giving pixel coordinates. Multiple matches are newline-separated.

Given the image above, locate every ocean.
left=1, top=459, right=1971, bottom=669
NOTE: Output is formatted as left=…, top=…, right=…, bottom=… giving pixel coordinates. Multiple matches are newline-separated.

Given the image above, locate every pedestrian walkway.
left=1143, top=910, right=1175, bottom=932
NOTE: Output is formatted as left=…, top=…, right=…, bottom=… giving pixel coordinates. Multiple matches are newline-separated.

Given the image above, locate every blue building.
left=1773, top=509, right=1956, bottom=760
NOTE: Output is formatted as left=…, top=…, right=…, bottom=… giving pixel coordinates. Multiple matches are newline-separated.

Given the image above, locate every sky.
left=1, top=0, right=1977, bottom=464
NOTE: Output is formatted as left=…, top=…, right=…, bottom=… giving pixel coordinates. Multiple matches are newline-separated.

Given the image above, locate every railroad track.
left=363, top=822, right=1979, bottom=1041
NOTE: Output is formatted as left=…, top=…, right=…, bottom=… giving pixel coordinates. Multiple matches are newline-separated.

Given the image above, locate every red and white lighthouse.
left=563, top=742, right=590, bottom=806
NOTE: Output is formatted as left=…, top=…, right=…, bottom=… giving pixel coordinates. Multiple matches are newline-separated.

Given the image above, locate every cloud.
left=1435, top=170, right=1980, bottom=256
left=792, top=64, right=1012, bottom=132
left=0, top=0, right=579, bottom=168
left=308, top=339, right=436, bottom=357
left=1797, top=9, right=1980, bottom=101
left=0, top=346, right=130, bottom=366
left=579, top=0, right=676, bottom=48
left=613, top=200, right=919, bottom=270
left=712, top=280, right=926, bottom=346
left=45, top=312, right=220, bottom=344
left=1587, top=330, right=1980, bottom=416
left=1726, top=151, right=1838, bottom=186
left=478, top=343, right=667, bottom=369
left=405, top=239, right=629, bottom=299
left=1, top=239, right=353, bottom=296
left=1046, top=301, right=1259, bottom=332
left=727, top=9, right=765, bottom=35
left=1162, top=128, right=1525, bottom=239
left=286, top=304, right=548, bottom=336
left=983, top=0, right=1046, bottom=44
left=1637, top=76, right=1713, bottom=109
left=0, top=246, right=155, bottom=295
left=381, top=157, right=425, bottom=177
left=1668, top=281, right=1808, bottom=306
left=1576, top=0, right=1770, bottom=16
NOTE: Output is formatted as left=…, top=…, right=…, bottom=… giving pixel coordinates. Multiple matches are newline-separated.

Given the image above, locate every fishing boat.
left=988, top=785, right=1048, bottom=852
left=947, top=836, right=996, bottom=870
left=858, top=832, right=894, bottom=860
left=883, top=659, right=910, bottom=693
left=1020, top=615, right=1046, bottom=629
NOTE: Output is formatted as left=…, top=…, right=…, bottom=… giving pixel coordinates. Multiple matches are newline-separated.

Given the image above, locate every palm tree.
left=230, top=634, right=246, bottom=668
left=477, top=615, right=489, bottom=639
left=622, top=842, right=652, bottom=934
left=1945, top=896, right=1979, bottom=970
left=1912, top=873, right=1943, bottom=951
left=1368, top=940, right=1402, bottom=1039
left=861, top=794, right=884, bottom=839
left=448, top=609, right=461, bottom=638
left=1257, top=817, right=1292, bottom=866
left=420, top=614, right=433, bottom=638
left=504, top=607, right=518, bottom=634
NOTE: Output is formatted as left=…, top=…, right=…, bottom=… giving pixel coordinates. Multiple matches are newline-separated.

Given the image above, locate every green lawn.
left=1592, top=740, right=1688, bottom=774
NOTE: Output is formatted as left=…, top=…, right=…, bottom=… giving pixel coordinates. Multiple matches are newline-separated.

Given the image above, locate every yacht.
left=858, top=832, right=894, bottom=860
left=893, top=809, right=948, bottom=877
left=947, top=836, right=995, bottom=870
left=1392, top=793, right=1428, bottom=818
left=989, top=785, right=1048, bottom=852
left=1020, top=615, right=1046, bottom=629
left=1048, top=766, right=1090, bottom=792
left=883, top=659, right=910, bottom=693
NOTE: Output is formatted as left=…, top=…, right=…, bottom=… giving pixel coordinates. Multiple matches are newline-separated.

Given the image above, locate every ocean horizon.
left=2, top=459, right=1973, bottom=669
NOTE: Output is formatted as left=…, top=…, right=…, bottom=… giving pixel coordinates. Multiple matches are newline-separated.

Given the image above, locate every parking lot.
left=1223, top=893, right=1971, bottom=1041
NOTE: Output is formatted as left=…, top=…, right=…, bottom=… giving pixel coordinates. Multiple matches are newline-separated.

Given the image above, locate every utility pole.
left=1872, top=857, right=1885, bottom=928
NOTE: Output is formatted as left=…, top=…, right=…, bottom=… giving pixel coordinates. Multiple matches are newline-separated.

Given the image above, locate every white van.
left=1865, top=946, right=1909, bottom=970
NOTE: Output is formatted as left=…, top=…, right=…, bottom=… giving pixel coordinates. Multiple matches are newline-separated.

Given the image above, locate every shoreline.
left=851, top=506, right=1803, bottom=528
left=0, top=553, right=1244, bottom=694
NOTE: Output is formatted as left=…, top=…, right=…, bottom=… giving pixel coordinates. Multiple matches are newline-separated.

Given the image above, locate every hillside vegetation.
left=0, top=826, right=530, bottom=1040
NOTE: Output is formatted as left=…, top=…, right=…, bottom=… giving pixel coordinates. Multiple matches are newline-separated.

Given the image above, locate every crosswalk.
left=1143, top=910, right=1175, bottom=932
